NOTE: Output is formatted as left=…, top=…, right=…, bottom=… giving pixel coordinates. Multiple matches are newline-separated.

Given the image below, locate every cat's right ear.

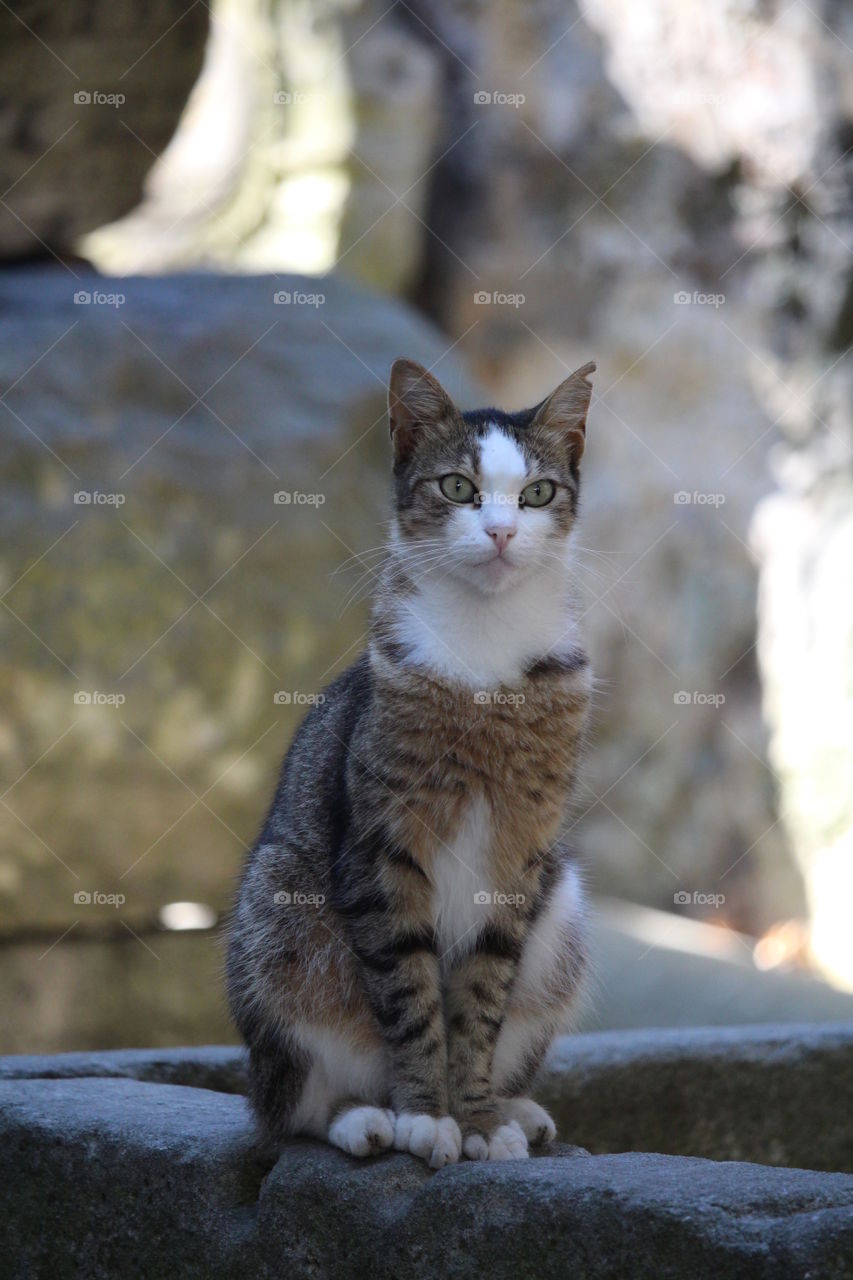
left=388, top=358, right=455, bottom=462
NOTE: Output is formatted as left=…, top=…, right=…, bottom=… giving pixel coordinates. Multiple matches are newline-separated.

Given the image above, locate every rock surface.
left=0, top=0, right=208, bottom=258
left=540, top=1021, right=853, bottom=1175
left=2, top=1032, right=853, bottom=1279
left=581, top=0, right=853, bottom=992
left=0, top=266, right=477, bottom=1050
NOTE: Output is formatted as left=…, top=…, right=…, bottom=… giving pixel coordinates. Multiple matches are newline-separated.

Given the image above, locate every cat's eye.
left=520, top=479, right=556, bottom=508
left=439, top=474, right=477, bottom=503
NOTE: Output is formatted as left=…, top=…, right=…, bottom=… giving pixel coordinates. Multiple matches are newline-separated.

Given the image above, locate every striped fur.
left=227, top=358, right=596, bottom=1166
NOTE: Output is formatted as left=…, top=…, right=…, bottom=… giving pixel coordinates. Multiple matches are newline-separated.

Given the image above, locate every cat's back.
left=258, top=651, right=373, bottom=854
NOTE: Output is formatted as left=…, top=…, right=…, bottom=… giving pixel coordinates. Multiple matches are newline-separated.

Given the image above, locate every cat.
left=226, top=356, right=595, bottom=1167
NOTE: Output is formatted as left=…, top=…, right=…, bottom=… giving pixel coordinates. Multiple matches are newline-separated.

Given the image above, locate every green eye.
left=520, top=479, right=556, bottom=508
left=439, top=474, right=477, bottom=503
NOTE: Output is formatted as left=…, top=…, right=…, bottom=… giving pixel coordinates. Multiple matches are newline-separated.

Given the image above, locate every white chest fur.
left=431, top=793, right=493, bottom=963
left=390, top=568, right=580, bottom=689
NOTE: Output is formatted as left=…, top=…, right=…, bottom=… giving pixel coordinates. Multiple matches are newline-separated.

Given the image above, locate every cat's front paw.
left=500, top=1096, right=556, bottom=1147
left=462, top=1119, right=529, bottom=1161
left=393, top=1113, right=461, bottom=1169
left=328, top=1105, right=396, bottom=1158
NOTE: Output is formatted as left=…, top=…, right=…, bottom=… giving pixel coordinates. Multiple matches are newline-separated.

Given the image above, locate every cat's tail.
left=226, top=931, right=311, bottom=1144
left=243, top=1020, right=311, bottom=1144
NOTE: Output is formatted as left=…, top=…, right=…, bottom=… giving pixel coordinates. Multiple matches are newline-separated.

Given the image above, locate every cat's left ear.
left=531, top=361, right=596, bottom=465
left=388, top=358, right=455, bottom=462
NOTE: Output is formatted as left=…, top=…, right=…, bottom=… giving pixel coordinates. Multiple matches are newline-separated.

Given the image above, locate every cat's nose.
left=485, top=527, right=516, bottom=554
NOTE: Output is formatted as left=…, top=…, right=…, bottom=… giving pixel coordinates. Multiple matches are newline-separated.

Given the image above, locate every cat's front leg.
left=345, top=903, right=461, bottom=1169
left=445, top=921, right=529, bottom=1161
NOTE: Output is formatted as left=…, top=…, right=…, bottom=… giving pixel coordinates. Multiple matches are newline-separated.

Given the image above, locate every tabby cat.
left=227, top=356, right=595, bottom=1166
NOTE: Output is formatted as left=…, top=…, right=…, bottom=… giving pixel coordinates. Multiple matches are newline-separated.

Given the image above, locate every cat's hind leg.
left=290, top=1023, right=395, bottom=1158
left=327, top=1103, right=396, bottom=1157
left=244, top=1024, right=312, bottom=1145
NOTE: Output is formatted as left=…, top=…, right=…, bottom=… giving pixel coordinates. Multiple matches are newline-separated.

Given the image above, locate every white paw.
left=393, top=1113, right=461, bottom=1169
left=501, top=1097, right=557, bottom=1146
left=463, top=1120, right=529, bottom=1161
left=328, top=1105, right=396, bottom=1158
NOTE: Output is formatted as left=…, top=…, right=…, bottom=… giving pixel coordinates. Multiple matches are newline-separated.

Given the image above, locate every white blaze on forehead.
left=478, top=426, right=527, bottom=498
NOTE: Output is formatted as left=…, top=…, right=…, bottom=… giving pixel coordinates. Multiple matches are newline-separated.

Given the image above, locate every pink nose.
left=486, top=527, right=516, bottom=554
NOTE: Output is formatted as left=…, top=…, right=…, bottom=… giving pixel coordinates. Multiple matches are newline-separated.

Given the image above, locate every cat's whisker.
left=339, top=553, right=454, bottom=615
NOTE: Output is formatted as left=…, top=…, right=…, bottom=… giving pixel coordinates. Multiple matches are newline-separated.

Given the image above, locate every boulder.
left=539, top=1022, right=853, bottom=1174
left=2, top=1030, right=853, bottom=1278
left=0, top=266, right=476, bottom=1050
left=0, top=0, right=208, bottom=259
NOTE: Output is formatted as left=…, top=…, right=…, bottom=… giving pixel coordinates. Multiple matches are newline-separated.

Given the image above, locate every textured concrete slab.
left=2, top=1031, right=853, bottom=1278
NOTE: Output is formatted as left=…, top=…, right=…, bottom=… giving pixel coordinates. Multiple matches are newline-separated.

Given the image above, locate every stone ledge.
left=2, top=1026, right=853, bottom=1278
left=539, top=1022, right=853, bottom=1173
left=2, top=1075, right=853, bottom=1280
left=3, top=1022, right=850, bottom=1172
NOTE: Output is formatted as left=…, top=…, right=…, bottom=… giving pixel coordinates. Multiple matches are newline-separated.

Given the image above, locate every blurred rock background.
left=1, top=0, right=852, bottom=1049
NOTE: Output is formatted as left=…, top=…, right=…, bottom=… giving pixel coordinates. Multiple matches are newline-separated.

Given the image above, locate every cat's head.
left=387, top=358, right=595, bottom=596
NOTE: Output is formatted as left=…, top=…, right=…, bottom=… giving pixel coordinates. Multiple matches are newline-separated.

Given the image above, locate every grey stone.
left=539, top=1022, right=853, bottom=1175
left=1, top=1066, right=853, bottom=1279
left=0, top=266, right=477, bottom=1053
left=0, top=1043, right=247, bottom=1094
left=579, top=0, right=853, bottom=989
left=0, top=0, right=208, bottom=259
left=583, top=899, right=853, bottom=1032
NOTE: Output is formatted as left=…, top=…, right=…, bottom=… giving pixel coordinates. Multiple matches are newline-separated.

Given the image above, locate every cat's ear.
left=531, top=361, right=596, bottom=465
left=388, top=358, right=455, bottom=462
